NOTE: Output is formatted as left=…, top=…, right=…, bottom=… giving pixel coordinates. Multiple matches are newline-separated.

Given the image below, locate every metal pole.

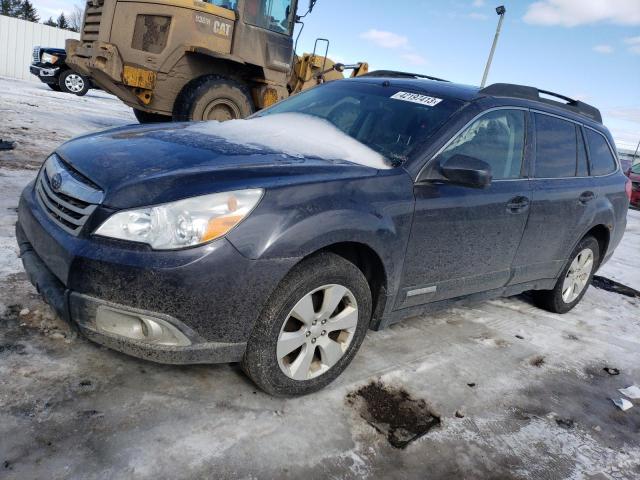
left=634, top=138, right=640, bottom=162
left=481, top=6, right=506, bottom=88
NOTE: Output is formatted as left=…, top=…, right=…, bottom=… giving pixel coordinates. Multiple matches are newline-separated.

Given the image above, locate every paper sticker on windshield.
left=391, top=91, right=443, bottom=107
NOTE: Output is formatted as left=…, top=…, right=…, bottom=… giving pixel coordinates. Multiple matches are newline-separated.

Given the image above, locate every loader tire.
left=133, top=108, right=172, bottom=124
left=172, top=75, right=254, bottom=122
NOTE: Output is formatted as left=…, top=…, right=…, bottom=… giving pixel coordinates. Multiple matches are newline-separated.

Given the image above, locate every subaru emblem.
left=50, top=173, right=63, bottom=192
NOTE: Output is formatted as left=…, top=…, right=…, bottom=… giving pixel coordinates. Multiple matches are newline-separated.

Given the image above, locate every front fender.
left=226, top=171, right=415, bottom=296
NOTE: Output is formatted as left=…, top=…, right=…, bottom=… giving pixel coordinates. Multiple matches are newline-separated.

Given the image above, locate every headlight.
left=41, top=53, right=59, bottom=64
left=94, top=189, right=263, bottom=250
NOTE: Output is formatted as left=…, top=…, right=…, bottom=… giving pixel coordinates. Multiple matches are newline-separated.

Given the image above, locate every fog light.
left=95, top=306, right=191, bottom=347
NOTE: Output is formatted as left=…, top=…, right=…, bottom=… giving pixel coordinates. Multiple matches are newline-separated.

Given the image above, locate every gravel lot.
left=1, top=77, right=639, bottom=480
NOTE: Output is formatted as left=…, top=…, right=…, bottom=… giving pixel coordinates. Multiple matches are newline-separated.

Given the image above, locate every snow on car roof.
left=187, top=112, right=392, bottom=170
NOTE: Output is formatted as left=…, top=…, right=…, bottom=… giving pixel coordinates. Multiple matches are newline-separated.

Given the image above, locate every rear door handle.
left=579, top=191, right=596, bottom=205
left=506, top=196, right=530, bottom=213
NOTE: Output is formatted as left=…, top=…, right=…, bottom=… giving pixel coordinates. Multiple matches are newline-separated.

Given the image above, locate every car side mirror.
left=440, top=154, right=492, bottom=188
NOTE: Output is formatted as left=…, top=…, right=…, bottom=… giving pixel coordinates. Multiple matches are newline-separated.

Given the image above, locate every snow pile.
left=188, top=112, right=391, bottom=169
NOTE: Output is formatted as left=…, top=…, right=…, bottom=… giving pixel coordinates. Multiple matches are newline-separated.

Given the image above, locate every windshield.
left=245, top=0, right=293, bottom=34
left=208, top=0, right=238, bottom=9
left=257, top=81, right=464, bottom=163
left=632, top=163, right=640, bottom=174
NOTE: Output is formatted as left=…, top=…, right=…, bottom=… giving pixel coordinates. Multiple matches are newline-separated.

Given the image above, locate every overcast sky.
left=31, top=0, right=640, bottom=150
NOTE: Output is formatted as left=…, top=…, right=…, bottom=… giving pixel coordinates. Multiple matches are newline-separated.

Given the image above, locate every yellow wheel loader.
left=66, top=0, right=368, bottom=123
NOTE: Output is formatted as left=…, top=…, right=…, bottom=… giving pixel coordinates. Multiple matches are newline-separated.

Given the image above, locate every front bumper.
left=17, top=183, right=298, bottom=365
left=66, top=39, right=141, bottom=108
left=631, top=184, right=640, bottom=208
left=17, top=228, right=245, bottom=364
left=30, top=64, right=59, bottom=83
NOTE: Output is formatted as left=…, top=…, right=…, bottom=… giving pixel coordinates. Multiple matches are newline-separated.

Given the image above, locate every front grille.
left=32, top=47, right=40, bottom=63
left=35, top=156, right=102, bottom=236
left=82, top=0, right=104, bottom=43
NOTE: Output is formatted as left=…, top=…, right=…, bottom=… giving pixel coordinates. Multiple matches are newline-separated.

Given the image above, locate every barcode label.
left=391, top=91, right=443, bottom=106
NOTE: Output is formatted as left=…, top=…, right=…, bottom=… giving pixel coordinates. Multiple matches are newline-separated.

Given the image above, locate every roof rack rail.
left=479, top=83, right=602, bottom=123
left=362, top=70, right=450, bottom=83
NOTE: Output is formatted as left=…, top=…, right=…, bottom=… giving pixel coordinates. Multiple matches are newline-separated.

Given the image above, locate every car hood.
left=56, top=122, right=382, bottom=209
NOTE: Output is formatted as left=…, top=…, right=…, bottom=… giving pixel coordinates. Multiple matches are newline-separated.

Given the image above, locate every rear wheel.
left=172, top=75, right=254, bottom=122
left=59, top=70, right=89, bottom=96
left=533, top=236, right=600, bottom=313
left=242, top=252, right=372, bottom=396
left=133, top=108, right=172, bottom=124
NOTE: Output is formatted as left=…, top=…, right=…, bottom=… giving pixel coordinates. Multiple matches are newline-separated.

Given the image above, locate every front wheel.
left=242, top=252, right=372, bottom=396
left=533, top=235, right=600, bottom=313
left=172, top=75, right=254, bottom=122
left=59, top=70, right=89, bottom=96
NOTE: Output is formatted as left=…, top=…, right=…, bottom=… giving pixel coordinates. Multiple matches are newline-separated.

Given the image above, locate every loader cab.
left=227, top=0, right=300, bottom=78
left=206, top=0, right=297, bottom=35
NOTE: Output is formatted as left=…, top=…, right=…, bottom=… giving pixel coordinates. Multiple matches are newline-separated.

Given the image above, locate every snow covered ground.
left=0, top=76, right=639, bottom=479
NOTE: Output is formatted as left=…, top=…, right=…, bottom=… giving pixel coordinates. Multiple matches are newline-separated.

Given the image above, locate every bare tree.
left=68, top=4, right=84, bottom=32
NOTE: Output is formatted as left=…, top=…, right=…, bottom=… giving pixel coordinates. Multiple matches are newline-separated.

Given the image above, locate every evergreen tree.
left=1, top=0, right=22, bottom=17
left=43, top=16, right=57, bottom=26
left=56, top=11, right=68, bottom=29
left=18, top=0, right=39, bottom=22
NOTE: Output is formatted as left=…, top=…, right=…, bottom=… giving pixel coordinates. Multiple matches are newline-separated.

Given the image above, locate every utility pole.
left=481, top=5, right=506, bottom=88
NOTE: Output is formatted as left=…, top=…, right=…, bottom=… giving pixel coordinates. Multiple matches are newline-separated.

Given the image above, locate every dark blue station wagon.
left=17, top=72, right=630, bottom=395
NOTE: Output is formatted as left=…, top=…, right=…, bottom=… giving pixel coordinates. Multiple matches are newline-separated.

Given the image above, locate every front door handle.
left=506, top=196, right=530, bottom=213
left=579, top=191, right=596, bottom=205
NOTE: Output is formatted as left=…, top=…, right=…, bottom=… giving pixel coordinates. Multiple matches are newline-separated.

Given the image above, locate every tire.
left=58, top=70, right=89, bottom=96
left=533, top=235, right=600, bottom=313
left=242, top=252, right=372, bottom=396
left=47, top=83, right=62, bottom=91
left=172, top=75, right=254, bottom=122
left=133, top=108, right=172, bottom=124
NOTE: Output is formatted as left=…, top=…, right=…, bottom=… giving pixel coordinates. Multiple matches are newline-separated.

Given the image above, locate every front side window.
left=439, top=109, right=526, bottom=180
left=258, top=82, right=464, bottom=163
left=585, top=129, right=617, bottom=176
left=245, top=0, right=293, bottom=34
left=534, top=113, right=577, bottom=178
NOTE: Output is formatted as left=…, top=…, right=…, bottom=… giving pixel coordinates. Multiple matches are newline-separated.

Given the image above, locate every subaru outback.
left=17, top=72, right=631, bottom=395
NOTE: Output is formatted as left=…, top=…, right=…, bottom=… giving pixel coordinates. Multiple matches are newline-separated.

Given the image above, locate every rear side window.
left=585, top=129, right=617, bottom=176
left=534, top=114, right=577, bottom=178
left=439, top=109, right=526, bottom=179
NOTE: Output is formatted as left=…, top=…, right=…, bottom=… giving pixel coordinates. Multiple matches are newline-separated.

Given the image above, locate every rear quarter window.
left=534, top=113, right=577, bottom=178
left=585, top=129, right=617, bottom=176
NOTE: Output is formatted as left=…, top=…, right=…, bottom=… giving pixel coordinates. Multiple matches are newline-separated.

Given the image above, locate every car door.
left=235, top=0, right=295, bottom=74
left=510, top=112, right=595, bottom=285
left=396, top=108, right=532, bottom=309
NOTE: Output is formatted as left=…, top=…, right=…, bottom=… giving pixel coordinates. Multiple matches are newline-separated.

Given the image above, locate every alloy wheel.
left=562, top=248, right=594, bottom=303
left=65, top=73, right=85, bottom=93
left=277, top=284, right=358, bottom=381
